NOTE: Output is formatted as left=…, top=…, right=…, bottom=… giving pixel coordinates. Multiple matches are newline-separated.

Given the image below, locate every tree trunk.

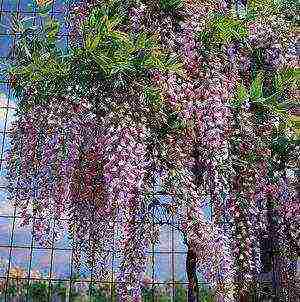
left=239, top=290, right=250, bottom=302
left=186, top=245, right=200, bottom=302
left=266, top=196, right=282, bottom=301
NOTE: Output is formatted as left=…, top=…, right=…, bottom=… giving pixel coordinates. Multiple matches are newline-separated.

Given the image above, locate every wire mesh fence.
left=0, top=1, right=299, bottom=302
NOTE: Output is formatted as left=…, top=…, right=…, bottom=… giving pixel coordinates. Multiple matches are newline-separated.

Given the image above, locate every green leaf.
left=136, top=32, right=147, bottom=49
left=90, top=33, right=103, bottom=51
left=211, top=16, right=249, bottom=44
left=91, top=51, right=113, bottom=75
left=84, top=32, right=94, bottom=50
left=144, top=86, right=162, bottom=109
left=110, top=61, right=134, bottom=76
left=237, top=82, right=249, bottom=101
left=274, top=67, right=298, bottom=96
left=271, top=136, right=290, bottom=155
left=230, top=82, right=249, bottom=108
left=241, top=7, right=258, bottom=21
left=159, top=0, right=183, bottom=11
left=281, top=67, right=298, bottom=84
left=44, top=20, right=60, bottom=44
left=250, top=71, right=264, bottom=100
left=37, top=4, right=52, bottom=16
left=132, top=33, right=160, bottom=58
left=10, top=13, right=28, bottom=34
left=107, top=16, right=122, bottom=31
left=109, top=30, right=130, bottom=44
left=45, top=19, right=60, bottom=34
left=196, top=30, right=210, bottom=43
left=147, top=53, right=184, bottom=75
left=274, top=72, right=284, bottom=92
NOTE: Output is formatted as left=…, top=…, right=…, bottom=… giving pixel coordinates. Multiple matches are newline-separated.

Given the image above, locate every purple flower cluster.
left=176, top=18, right=201, bottom=75
left=129, top=4, right=146, bottom=33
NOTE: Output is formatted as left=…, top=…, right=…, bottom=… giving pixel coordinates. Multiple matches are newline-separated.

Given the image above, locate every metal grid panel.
left=0, top=1, right=214, bottom=300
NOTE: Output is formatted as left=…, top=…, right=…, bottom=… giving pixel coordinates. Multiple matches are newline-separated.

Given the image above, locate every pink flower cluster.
left=100, top=124, right=151, bottom=301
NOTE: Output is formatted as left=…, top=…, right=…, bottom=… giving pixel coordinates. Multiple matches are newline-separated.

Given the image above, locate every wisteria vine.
left=4, top=0, right=299, bottom=301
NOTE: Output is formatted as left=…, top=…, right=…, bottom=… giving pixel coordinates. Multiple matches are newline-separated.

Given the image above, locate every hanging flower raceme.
left=274, top=173, right=299, bottom=295
left=161, top=167, right=236, bottom=302
left=68, top=119, right=115, bottom=279
left=195, top=67, right=240, bottom=226
left=5, top=98, right=86, bottom=246
left=100, top=122, right=151, bottom=301
left=227, top=106, right=265, bottom=286
left=129, top=3, right=146, bottom=34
